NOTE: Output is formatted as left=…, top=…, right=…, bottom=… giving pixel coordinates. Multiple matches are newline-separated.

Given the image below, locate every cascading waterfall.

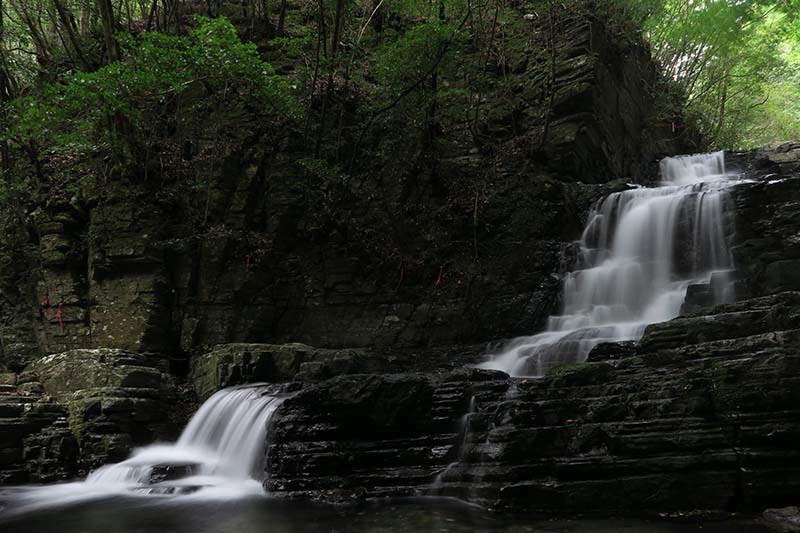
left=6, top=385, right=285, bottom=512
left=431, top=396, right=476, bottom=494
left=479, top=151, right=738, bottom=377
left=87, top=385, right=285, bottom=489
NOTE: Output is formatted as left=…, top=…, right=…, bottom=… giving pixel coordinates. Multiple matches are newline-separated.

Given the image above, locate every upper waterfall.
left=479, top=151, right=738, bottom=377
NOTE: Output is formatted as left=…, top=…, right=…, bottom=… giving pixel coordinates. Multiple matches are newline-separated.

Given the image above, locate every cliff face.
left=264, top=143, right=800, bottom=513
left=0, top=6, right=691, bottom=372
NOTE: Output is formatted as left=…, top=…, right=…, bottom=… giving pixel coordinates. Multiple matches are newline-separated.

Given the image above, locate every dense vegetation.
left=0, top=0, right=798, bottom=200
left=628, top=0, right=800, bottom=149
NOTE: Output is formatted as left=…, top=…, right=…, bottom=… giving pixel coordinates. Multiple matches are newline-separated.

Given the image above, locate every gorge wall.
left=0, top=4, right=692, bottom=369
left=4, top=3, right=800, bottom=518
left=261, top=142, right=800, bottom=513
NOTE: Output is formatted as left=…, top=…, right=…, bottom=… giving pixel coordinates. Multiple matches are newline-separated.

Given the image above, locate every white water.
left=479, top=151, right=739, bottom=377
left=4, top=385, right=285, bottom=513
left=431, top=396, right=476, bottom=493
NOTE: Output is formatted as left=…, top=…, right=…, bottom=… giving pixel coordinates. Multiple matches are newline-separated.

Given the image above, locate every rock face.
left=764, top=507, right=800, bottom=532
left=521, top=9, right=693, bottom=181
left=190, top=343, right=375, bottom=401
left=0, top=349, right=181, bottom=481
left=2, top=140, right=799, bottom=515
left=0, top=393, right=77, bottom=484
left=267, top=291, right=800, bottom=513
left=727, top=144, right=800, bottom=299
left=0, top=4, right=693, bottom=369
left=264, top=144, right=800, bottom=512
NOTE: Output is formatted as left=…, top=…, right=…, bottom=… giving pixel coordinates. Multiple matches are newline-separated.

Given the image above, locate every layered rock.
left=0, top=349, right=182, bottom=481
left=726, top=144, right=800, bottom=299
left=260, top=143, right=800, bottom=513
left=190, top=343, right=375, bottom=400
left=0, top=386, right=77, bottom=483
left=266, top=291, right=800, bottom=513
left=0, top=4, right=692, bottom=370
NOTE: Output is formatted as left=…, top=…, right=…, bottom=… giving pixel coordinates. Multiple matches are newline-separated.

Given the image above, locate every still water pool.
left=0, top=491, right=771, bottom=533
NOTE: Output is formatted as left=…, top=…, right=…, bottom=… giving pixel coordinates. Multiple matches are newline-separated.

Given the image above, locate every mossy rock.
left=642, top=351, right=686, bottom=367
left=30, top=349, right=169, bottom=402
left=547, top=362, right=613, bottom=387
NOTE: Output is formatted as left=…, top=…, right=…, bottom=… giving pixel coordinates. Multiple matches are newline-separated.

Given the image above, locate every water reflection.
left=0, top=492, right=772, bottom=533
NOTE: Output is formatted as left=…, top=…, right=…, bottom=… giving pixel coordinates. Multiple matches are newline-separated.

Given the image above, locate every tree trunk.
left=372, top=0, right=383, bottom=39
left=330, top=0, right=345, bottom=58
left=52, top=0, right=92, bottom=69
left=277, top=0, right=287, bottom=33
left=0, top=0, right=11, bottom=170
left=97, top=0, right=119, bottom=63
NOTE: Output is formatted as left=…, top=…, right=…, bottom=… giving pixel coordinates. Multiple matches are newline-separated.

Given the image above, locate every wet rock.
left=0, top=392, right=79, bottom=483
left=641, top=292, right=800, bottom=351
left=148, top=463, right=200, bottom=483
left=30, top=349, right=169, bottom=402
left=764, top=507, right=800, bottom=532
left=267, top=292, right=800, bottom=513
left=190, top=343, right=376, bottom=400
left=765, top=260, right=800, bottom=292
left=585, top=341, right=638, bottom=362
left=727, top=171, right=800, bottom=298
left=0, top=347, right=191, bottom=482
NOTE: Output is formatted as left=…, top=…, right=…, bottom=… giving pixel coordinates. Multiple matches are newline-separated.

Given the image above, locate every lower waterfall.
left=5, top=385, right=285, bottom=513
left=88, top=385, right=284, bottom=488
left=479, top=151, right=740, bottom=377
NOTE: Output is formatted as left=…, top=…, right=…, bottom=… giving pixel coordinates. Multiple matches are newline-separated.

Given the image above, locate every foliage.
left=375, top=21, right=452, bottom=100
left=619, top=0, right=800, bottom=148
left=5, top=17, right=296, bottom=177
left=2, top=0, right=799, bottom=197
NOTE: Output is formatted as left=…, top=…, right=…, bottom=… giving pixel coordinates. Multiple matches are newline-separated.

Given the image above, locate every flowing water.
left=479, top=152, right=740, bottom=376
left=1, top=384, right=286, bottom=516
left=0, top=494, right=773, bottom=532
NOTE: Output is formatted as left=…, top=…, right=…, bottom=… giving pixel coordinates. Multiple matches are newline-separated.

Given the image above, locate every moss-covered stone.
left=191, top=343, right=374, bottom=400
left=547, top=362, right=613, bottom=387
left=30, top=349, right=168, bottom=402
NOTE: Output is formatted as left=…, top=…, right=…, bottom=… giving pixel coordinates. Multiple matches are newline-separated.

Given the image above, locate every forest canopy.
left=626, top=0, right=800, bottom=149
left=0, top=0, right=799, bottom=188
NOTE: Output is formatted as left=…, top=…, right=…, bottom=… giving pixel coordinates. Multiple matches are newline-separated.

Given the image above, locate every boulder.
left=764, top=507, right=800, bottom=532
left=190, top=343, right=375, bottom=401
left=30, top=349, right=168, bottom=402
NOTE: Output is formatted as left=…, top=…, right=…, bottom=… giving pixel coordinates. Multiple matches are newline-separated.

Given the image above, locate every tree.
left=97, top=0, right=120, bottom=62
left=622, top=0, right=800, bottom=148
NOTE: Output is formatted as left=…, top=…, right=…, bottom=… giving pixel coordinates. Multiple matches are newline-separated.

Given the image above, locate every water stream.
left=2, top=385, right=286, bottom=515
left=479, top=152, right=739, bottom=376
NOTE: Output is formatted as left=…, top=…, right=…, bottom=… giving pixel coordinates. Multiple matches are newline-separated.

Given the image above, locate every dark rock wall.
left=262, top=142, right=800, bottom=513
left=727, top=142, right=800, bottom=298
left=266, top=297, right=800, bottom=513
left=0, top=349, right=182, bottom=483
left=527, top=10, right=688, bottom=181
left=0, top=6, right=694, bottom=370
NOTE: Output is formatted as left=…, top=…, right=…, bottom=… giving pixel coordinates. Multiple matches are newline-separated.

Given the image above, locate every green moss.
left=547, top=362, right=613, bottom=386
left=66, top=396, right=90, bottom=443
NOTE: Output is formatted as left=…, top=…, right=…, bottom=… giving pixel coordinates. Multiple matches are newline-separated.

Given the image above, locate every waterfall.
left=479, top=151, right=738, bottom=377
left=87, top=385, right=285, bottom=490
left=6, top=385, right=286, bottom=512
left=431, top=396, right=476, bottom=494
